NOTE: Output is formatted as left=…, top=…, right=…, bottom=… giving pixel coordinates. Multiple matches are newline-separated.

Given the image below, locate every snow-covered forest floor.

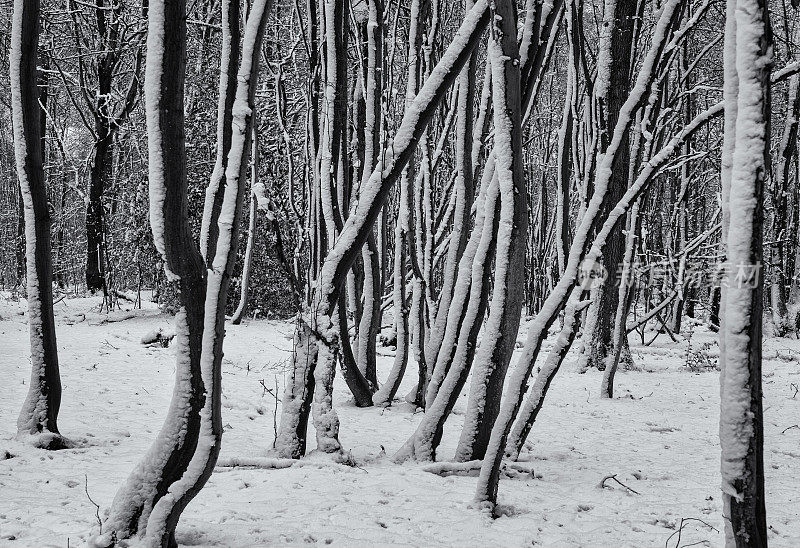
left=1, top=295, right=798, bottom=547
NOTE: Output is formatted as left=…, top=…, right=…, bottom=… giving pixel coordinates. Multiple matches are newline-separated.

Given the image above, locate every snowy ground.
left=1, top=295, right=798, bottom=547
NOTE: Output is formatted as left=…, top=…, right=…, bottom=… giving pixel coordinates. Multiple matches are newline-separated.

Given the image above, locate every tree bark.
left=11, top=0, right=65, bottom=449
left=718, top=0, right=770, bottom=541
left=454, top=0, right=527, bottom=462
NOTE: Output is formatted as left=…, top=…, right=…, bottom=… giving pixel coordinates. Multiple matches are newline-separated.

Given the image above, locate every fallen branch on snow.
left=215, top=456, right=297, bottom=469
left=598, top=474, right=640, bottom=495
left=423, top=460, right=535, bottom=479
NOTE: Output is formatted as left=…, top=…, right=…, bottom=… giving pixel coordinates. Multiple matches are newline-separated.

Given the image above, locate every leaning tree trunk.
left=11, top=0, right=65, bottom=450
left=144, top=1, right=273, bottom=542
left=718, top=0, right=770, bottom=542
left=96, top=0, right=208, bottom=542
left=474, top=0, right=687, bottom=507
left=396, top=0, right=563, bottom=463
left=454, top=0, right=527, bottom=462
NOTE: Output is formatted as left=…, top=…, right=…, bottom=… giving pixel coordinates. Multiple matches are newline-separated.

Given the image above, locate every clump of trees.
left=5, top=0, right=799, bottom=544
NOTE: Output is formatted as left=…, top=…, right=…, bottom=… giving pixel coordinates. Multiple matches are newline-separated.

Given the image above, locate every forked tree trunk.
left=97, top=0, right=272, bottom=544
left=475, top=0, right=688, bottom=507
left=145, top=2, right=272, bottom=540
left=11, top=0, right=65, bottom=449
left=396, top=0, right=562, bottom=463
left=98, top=0, right=207, bottom=542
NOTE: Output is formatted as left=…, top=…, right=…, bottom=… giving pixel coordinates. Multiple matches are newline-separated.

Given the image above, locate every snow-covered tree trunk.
left=394, top=171, right=499, bottom=462
left=454, top=0, right=526, bottom=462
left=96, top=0, right=208, bottom=542
left=200, top=0, right=241, bottom=265
left=139, top=0, right=273, bottom=543
left=505, top=287, right=589, bottom=460
left=770, top=54, right=798, bottom=333
left=231, top=123, right=259, bottom=325
left=396, top=0, right=562, bottom=461
left=718, top=0, right=771, bottom=541
left=317, top=0, right=374, bottom=412
left=11, top=0, right=65, bottom=449
left=355, top=0, right=384, bottom=388
left=582, top=0, right=638, bottom=379
left=96, top=0, right=272, bottom=543
left=474, top=0, right=688, bottom=507
left=384, top=0, right=425, bottom=407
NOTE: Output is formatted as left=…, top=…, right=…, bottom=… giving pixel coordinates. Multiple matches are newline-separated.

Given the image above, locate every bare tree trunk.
left=475, top=0, right=690, bottom=507
left=200, top=0, right=241, bottom=265
left=772, top=68, right=799, bottom=332
left=98, top=0, right=207, bottom=541
left=424, top=0, right=478, bottom=387
left=454, top=0, right=527, bottom=462
left=231, top=123, right=259, bottom=325
left=355, top=0, right=384, bottom=388
left=584, top=0, right=638, bottom=382
left=718, top=0, right=770, bottom=541
left=11, top=0, right=65, bottom=449
left=144, top=3, right=273, bottom=539
left=397, top=0, right=562, bottom=462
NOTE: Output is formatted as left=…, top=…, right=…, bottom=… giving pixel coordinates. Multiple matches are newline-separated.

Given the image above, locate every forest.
left=0, top=0, right=798, bottom=544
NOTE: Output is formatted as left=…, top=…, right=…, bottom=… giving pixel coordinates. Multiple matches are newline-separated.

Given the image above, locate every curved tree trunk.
left=11, top=0, right=65, bottom=449
left=144, top=2, right=272, bottom=540
left=98, top=0, right=208, bottom=541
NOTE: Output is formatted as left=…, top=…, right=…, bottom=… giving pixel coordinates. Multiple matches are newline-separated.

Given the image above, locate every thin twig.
left=85, top=474, right=102, bottom=534
left=598, top=474, right=640, bottom=495
left=664, top=517, right=719, bottom=548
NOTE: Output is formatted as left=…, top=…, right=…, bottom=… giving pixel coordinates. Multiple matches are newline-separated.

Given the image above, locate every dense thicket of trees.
left=5, top=0, right=799, bottom=543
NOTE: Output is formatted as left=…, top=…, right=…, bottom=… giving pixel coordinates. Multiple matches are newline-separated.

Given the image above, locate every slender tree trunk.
left=231, top=123, right=260, bottom=325
left=424, top=0, right=478, bottom=386
left=277, top=0, right=492, bottom=452
left=355, top=0, right=384, bottom=388
left=200, top=0, right=241, bottom=265
left=454, top=0, right=527, bottom=462
left=11, top=0, right=65, bottom=449
left=718, top=0, right=770, bottom=541
left=475, top=0, right=689, bottom=506
left=144, top=3, right=273, bottom=540
left=772, top=68, right=799, bottom=331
